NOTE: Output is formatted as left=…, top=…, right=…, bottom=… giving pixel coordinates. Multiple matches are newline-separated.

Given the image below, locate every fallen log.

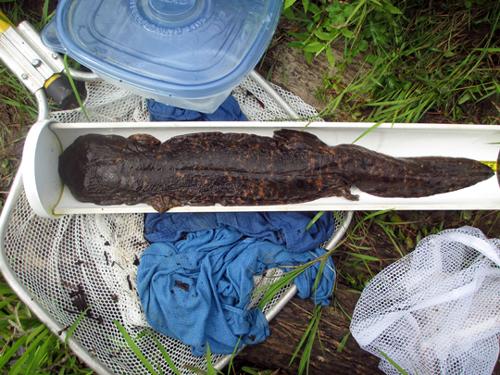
left=238, top=283, right=382, bottom=374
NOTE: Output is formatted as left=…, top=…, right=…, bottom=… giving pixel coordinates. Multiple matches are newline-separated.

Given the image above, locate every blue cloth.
left=144, top=212, right=334, bottom=253
left=148, top=96, right=247, bottom=121
left=137, top=212, right=336, bottom=356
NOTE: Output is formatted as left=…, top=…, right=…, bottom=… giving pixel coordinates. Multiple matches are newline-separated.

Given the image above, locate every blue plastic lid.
left=43, top=0, right=282, bottom=99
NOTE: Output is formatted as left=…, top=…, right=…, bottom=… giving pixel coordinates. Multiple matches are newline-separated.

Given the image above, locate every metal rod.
left=67, top=68, right=100, bottom=82
left=249, top=70, right=299, bottom=119
left=325, top=211, right=354, bottom=250
left=34, top=89, right=49, bottom=121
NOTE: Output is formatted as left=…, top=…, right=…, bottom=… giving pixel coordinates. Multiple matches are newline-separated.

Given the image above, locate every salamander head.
left=59, top=134, right=131, bottom=203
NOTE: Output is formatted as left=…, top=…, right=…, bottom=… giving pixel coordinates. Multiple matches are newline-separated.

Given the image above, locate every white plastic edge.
left=22, top=119, right=63, bottom=219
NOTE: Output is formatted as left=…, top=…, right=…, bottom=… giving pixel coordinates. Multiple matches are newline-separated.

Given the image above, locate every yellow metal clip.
left=0, top=10, right=13, bottom=33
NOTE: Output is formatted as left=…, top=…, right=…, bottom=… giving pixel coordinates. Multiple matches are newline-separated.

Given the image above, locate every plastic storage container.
left=42, top=0, right=283, bottom=113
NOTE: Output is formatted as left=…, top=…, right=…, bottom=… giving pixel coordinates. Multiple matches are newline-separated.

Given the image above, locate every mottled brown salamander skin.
left=58, top=129, right=494, bottom=212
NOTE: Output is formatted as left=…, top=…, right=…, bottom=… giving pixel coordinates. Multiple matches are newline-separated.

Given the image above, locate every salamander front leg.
left=128, top=134, right=161, bottom=152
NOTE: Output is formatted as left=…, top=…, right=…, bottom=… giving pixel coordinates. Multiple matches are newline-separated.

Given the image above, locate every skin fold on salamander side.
left=58, top=129, right=495, bottom=212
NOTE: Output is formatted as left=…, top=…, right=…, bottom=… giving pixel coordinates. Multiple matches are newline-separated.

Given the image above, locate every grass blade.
left=205, top=343, right=218, bottom=375
left=0, top=335, right=27, bottom=369
left=289, top=312, right=316, bottom=366
left=241, top=367, right=259, bottom=375
left=114, top=320, right=159, bottom=375
left=311, top=258, right=328, bottom=303
left=150, top=335, right=181, bottom=375
left=378, top=350, right=408, bottom=375
left=226, top=336, right=242, bottom=375
left=258, top=266, right=306, bottom=309
left=347, top=252, right=381, bottom=262
left=305, top=212, right=325, bottom=231
left=289, top=305, right=322, bottom=375
left=64, top=307, right=89, bottom=345
left=352, top=122, right=384, bottom=144
left=9, top=326, right=49, bottom=375
left=336, top=331, right=350, bottom=352
left=24, top=335, right=54, bottom=374
left=63, top=54, right=90, bottom=121
left=41, top=0, right=50, bottom=25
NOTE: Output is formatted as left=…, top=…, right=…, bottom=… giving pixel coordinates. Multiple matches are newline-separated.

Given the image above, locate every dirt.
left=257, top=27, right=367, bottom=120
left=0, top=85, right=28, bottom=202
left=0, top=87, right=18, bottom=128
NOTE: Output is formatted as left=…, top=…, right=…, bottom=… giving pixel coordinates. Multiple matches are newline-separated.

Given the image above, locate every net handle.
left=248, top=70, right=299, bottom=119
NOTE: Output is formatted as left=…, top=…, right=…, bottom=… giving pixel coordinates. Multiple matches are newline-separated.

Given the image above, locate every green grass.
left=379, top=351, right=409, bottom=375
left=63, top=54, right=90, bottom=121
left=284, top=0, right=500, bottom=123
left=289, top=305, right=322, bottom=375
left=0, top=0, right=54, bottom=29
left=151, top=335, right=182, bottom=375
left=114, top=321, right=160, bottom=375
left=0, top=281, right=93, bottom=374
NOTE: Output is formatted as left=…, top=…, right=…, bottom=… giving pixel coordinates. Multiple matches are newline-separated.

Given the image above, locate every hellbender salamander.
left=59, top=129, right=495, bottom=212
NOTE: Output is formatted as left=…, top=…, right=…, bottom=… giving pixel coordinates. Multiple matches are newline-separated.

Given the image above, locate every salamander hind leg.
left=323, top=176, right=359, bottom=201
left=146, top=195, right=181, bottom=213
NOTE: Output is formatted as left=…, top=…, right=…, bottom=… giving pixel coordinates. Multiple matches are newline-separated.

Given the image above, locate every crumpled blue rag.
left=148, top=96, right=247, bottom=121
left=137, top=212, right=336, bottom=356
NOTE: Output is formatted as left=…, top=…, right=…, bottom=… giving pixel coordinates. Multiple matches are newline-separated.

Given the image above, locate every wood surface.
left=239, top=283, right=383, bottom=374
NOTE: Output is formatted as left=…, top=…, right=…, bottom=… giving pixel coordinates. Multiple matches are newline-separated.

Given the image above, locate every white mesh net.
left=350, top=226, right=500, bottom=375
left=1, top=76, right=336, bottom=374
left=50, top=75, right=320, bottom=124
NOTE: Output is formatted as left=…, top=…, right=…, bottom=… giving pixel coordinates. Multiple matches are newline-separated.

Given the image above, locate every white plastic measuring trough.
left=23, top=120, right=500, bottom=218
